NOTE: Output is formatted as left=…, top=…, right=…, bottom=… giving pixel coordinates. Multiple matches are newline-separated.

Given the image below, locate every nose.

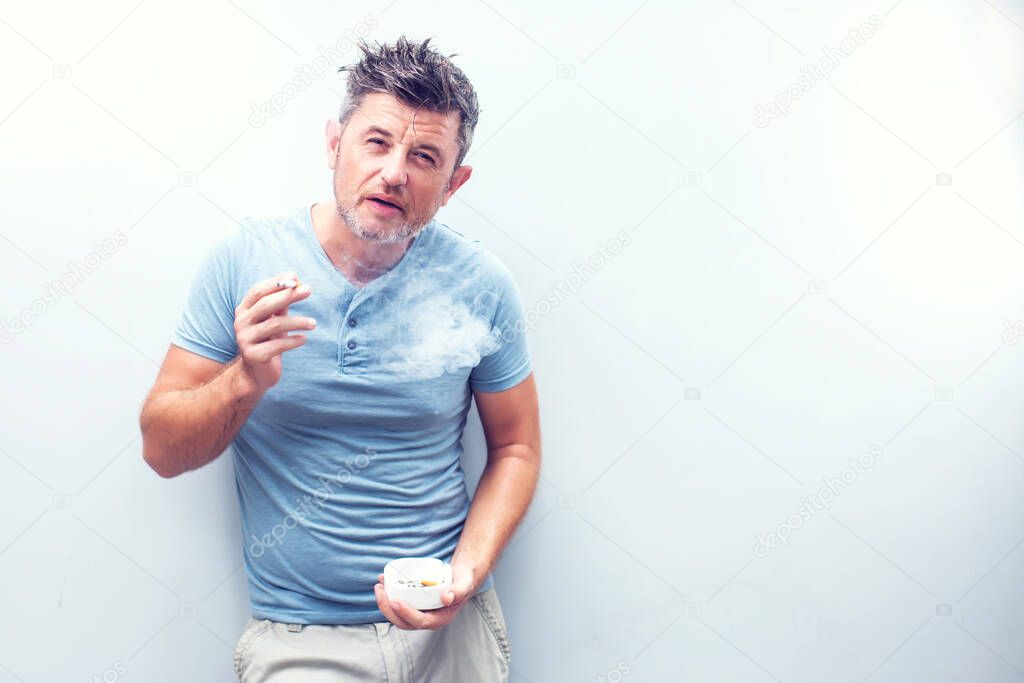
left=379, top=147, right=408, bottom=187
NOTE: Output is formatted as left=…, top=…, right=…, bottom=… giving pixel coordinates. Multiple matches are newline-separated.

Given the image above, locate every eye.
left=415, top=152, right=435, bottom=164
left=367, top=138, right=385, bottom=146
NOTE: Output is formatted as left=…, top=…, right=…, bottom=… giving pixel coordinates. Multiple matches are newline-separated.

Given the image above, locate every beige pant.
left=233, top=587, right=511, bottom=682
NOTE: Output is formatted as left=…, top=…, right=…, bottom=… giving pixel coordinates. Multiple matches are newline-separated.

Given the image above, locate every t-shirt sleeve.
left=470, top=253, right=533, bottom=393
left=171, top=234, right=240, bottom=364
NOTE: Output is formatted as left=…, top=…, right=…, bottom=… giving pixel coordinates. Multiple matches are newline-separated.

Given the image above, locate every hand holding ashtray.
left=383, top=557, right=453, bottom=611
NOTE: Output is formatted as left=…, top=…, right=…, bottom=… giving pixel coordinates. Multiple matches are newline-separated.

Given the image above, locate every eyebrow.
left=363, top=126, right=445, bottom=163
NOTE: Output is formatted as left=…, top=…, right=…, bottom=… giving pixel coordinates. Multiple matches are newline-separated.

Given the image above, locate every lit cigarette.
left=275, top=279, right=298, bottom=288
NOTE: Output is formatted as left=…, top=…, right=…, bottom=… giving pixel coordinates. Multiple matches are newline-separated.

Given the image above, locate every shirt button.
left=347, top=318, right=357, bottom=327
left=347, top=340, right=357, bottom=350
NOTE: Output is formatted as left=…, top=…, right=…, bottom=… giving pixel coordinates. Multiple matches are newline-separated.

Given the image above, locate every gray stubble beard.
left=336, top=197, right=438, bottom=245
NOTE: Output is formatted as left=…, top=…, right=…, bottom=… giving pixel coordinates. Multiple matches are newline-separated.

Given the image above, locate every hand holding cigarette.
left=234, top=271, right=316, bottom=392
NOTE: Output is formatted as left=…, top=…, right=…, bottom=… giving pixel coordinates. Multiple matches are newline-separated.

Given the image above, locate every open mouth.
left=367, top=197, right=402, bottom=211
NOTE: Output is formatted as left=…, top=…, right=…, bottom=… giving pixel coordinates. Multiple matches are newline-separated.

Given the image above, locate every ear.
left=441, top=165, right=473, bottom=206
left=326, top=118, right=342, bottom=169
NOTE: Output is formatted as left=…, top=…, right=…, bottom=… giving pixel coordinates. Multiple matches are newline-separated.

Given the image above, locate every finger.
left=247, top=284, right=311, bottom=325
left=240, top=272, right=300, bottom=310
left=270, top=305, right=289, bottom=340
left=409, top=602, right=459, bottom=628
left=247, top=314, right=316, bottom=345
left=391, top=600, right=444, bottom=630
left=375, top=583, right=416, bottom=630
left=443, top=570, right=474, bottom=606
left=442, top=579, right=470, bottom=606
left=243, top=334, right=307, bottom=364
left=423, top=598, right=461, bottom=617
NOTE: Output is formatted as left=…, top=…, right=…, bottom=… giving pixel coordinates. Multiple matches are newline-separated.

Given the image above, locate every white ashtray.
left=383, top=557, right=452, bottom=611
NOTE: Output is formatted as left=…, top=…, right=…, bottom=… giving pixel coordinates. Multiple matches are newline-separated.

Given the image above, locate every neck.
left=311, top=202, right=415, bottom=286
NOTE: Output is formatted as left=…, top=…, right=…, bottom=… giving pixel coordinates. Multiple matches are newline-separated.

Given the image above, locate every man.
left=139, top=36, right=540, bottom=682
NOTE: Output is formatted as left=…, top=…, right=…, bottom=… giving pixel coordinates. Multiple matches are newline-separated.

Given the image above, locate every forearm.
left=452, top=444, right=540, bottom=581
left=140, top=358, right=263, bottom=478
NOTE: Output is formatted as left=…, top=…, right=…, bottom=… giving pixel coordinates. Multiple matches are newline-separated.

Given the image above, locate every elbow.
left=142, top=443, right=178, bottom=479
left=139, top=404, right=181, bottom=479
left=140, top=423, right=180, bottom=479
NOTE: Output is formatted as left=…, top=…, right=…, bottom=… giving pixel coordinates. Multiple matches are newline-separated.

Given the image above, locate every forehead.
left=349, top=92, right=460, bottom=145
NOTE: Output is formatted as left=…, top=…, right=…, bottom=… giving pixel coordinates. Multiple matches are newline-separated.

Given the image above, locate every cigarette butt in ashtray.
left=383, top=558, right=452, bottom=610
left=275, top=279, right=298, bottom=288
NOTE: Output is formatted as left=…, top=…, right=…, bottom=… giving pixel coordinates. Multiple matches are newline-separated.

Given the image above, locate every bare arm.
left=140, top=271, right=316, bottom=478
left=453, top=372, right=542, bottom=581
left=140, top=349, right=263, bottom=478
left=374, top=372, right=541, bottom=629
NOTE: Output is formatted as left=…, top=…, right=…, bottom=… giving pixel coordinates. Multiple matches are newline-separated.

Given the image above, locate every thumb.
left=444, top=569, right=474, bottom=605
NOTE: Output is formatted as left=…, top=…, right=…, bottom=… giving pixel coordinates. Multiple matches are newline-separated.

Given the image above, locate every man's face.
left=326, top=92, right=472, bottom=244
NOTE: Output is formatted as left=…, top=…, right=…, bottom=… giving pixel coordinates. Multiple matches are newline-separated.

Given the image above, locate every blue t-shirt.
left=171, top=205, right=532, bottom=624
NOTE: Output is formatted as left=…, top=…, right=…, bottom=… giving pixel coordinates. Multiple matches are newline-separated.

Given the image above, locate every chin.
left=337, top=201, right=431, bottom=244
left=363, top=228, right=411, bottom=244
left=349, top=213, right=417, bottom=244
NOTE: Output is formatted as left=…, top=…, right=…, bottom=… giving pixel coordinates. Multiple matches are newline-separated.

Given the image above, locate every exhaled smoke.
left=379, top=261, right=502, bottom=379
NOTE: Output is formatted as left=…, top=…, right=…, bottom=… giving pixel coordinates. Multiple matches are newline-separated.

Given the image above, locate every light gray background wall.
left=1, top=1, right=1022, bottom=681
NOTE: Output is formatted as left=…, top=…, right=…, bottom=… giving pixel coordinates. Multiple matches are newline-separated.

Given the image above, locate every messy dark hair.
left=337, top=36, right=480, bottom=169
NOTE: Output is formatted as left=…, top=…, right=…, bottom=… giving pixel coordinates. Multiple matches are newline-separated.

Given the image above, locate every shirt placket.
left=338, top=291, right=366, bottom=374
